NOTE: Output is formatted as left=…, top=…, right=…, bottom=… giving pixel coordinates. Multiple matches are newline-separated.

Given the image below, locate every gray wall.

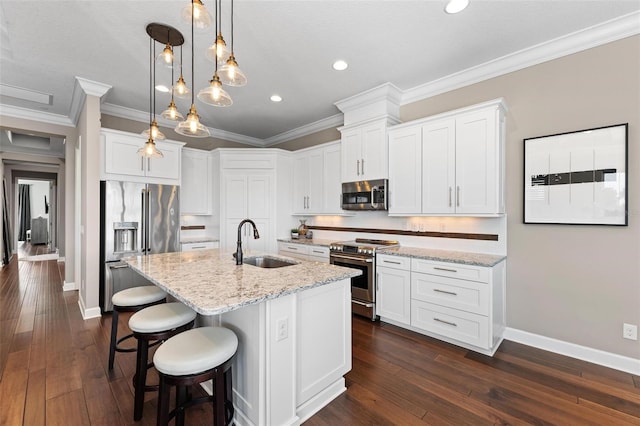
left=402, top=35, right=640, bottom=359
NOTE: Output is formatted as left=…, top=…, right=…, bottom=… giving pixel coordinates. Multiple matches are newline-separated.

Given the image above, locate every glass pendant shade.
left=175, top=104, right=210, bottom=137
left=173, top=75, right=190, bottom=98
left=138, top=137, right=164, bottom=158
left=181, top=0, right=212, bottom=30
left=197, top=74, right=232, bottom=107
left=156, top=44, right=174, bottom=68
left=205, top=34, right=230, bottom=65
left=218, top=54, right=247, bottom=86
left=142, top=120, right=166, bottom=140
left=161, top=100, right=184, bottom=121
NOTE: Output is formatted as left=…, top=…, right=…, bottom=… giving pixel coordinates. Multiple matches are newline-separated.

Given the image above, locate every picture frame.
left=523, top=123, right=628, bottom=226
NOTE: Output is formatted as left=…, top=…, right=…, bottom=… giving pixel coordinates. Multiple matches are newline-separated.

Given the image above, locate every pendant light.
left=205, top=0, right=229, bottom=65
left=198, top=0, right=232, bottom=107
left=181, top=0, right=212, bottom=30
left=173, top=46, right=190, bottom=99
left=139, top=32, right=164, bottom=158
left=219, top=0, right=247, bottom=87
left=161, top=55, right=184, bottom=122
left=176, top=1, right=210, bottom=138
left=157, top=43, right=174, bottom=68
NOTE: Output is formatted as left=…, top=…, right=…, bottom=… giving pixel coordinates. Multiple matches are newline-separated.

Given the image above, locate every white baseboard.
left=57, top=256, right=65, bottom=262
left=62, top=280, right=77, bottom=291
left=504, top=328, right=640, bottom=375
left=77, top=297, right=102, bottom=320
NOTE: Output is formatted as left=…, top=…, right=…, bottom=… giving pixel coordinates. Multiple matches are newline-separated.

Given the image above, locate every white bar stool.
left=108, top=286, right=167, bottom=370
left=154, top=327, right=238, bottom=426
left=128, top=302, right=197, bottom=421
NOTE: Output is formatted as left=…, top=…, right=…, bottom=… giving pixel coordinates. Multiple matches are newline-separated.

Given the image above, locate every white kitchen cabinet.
left=293, top=141, right=343, bottom=215
left=388, top=99, right=505, bottom=216
left=278, top=242, right=330, bottom=263
left=101, top=128, right=183, bottom=184
left=181, top=148, right=212, bottom=215
left=180, top=241, right=219, bottom=251
left=410, top=257, right=505, bottom=355
left=376, top=254, right=411, bottom=325
left=340, top=120, right=387, bottom=182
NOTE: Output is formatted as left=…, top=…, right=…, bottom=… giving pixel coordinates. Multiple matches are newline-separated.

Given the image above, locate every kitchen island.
left=125, top=249, right=361, bottom=426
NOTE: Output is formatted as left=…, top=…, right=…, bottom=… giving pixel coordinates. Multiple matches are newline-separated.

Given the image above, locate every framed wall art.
left=523, top=123, right=628, bottom=225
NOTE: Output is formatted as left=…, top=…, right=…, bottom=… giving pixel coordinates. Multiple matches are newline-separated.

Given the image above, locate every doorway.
left=15, top=176, right=58, bottom=261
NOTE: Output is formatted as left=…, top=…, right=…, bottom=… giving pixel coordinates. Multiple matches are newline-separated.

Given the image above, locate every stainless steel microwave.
left=341, top=179, right=388, bottom=211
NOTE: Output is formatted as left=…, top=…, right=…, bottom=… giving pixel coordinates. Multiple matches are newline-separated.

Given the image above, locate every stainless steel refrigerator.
left=99, top=180, right=180, bottom=312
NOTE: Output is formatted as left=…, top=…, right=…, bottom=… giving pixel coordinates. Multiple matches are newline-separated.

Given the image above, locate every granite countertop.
left=379, top=247, right=506, bottom=267
left=124, top=249, right=361, bottom=316
left=180, top=238, right=220, bottom=244
left=277, top=238, right=334, bottom=247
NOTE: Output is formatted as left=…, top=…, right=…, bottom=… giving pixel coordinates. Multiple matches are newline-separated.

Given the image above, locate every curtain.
left=2, top=179, right=11, bottom=265
left=18, top=184, right=31, bottom=242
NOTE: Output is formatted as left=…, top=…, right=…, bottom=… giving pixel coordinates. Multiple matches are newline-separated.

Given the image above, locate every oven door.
left=330, top=252, right=376, bottom=319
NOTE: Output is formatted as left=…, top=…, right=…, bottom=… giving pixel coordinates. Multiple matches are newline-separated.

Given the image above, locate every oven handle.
left=352, top=300, right=374, bottom=308
left=330, top=253, right=373, bottom=263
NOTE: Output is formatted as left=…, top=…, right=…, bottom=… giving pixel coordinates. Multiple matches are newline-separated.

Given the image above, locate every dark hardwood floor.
left=1, top=245, right=639, bottom=425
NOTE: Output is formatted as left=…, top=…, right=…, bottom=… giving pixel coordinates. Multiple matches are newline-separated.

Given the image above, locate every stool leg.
left=157, top=375, right=170, bottom=426
left=176, top=385, right=187, bottom=426
left=224, top=368, right=234, bottom=425
left=133, top=338, right=149, bottom=421
left=108, top=310, right=119, bottom=370
left=213, top=369, right=225, bottom=426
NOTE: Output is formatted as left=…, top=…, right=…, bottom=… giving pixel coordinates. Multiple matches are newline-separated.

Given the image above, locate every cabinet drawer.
left=278, top=242, right=310, bottom=255
left=411, top=258, right=489, bottom=283
left=181, top=241, right=218, bottom=251
left=376, top=254, right=411, bottom=270
left=308, top=246, right=330, bottom=259
left=412, top=272, right=489, bottom=315
left=411, top=300, right=489, bottom=350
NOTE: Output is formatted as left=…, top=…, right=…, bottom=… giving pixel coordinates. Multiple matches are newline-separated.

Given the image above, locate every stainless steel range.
left=329, top=238, right=399, bottom=321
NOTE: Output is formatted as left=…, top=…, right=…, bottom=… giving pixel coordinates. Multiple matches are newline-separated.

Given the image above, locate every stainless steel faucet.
left=234, top=219, right=260, bottom=265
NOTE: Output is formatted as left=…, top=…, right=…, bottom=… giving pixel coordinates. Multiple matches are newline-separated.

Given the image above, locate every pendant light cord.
left=149, top=36, right=152, bottom=127
left=215, top=0, right=219, bottom=73
left=152, top=40, right=156, bottom=122
left=230, top=0, right=234, bottom=53
left=191, top=0, right=195, bottom=106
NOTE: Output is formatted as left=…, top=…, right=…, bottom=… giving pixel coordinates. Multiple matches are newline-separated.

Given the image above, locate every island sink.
left=243, top=256, right=297, bottom=269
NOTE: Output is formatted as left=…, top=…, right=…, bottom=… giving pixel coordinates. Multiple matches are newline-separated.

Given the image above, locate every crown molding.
left=69, top=77, right=112, bottom=125
left=402, top=11, right=640, bottom=105
left=100, top=102, right=265, bottom=147
left=263, top=113, right=344, bottom=147
left=0, top=103, right=74, bottom=127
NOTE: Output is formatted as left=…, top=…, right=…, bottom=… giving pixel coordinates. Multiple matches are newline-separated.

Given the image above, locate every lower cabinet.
left=375, top=253, right=506, bottom=355
left=278, top=242, right=330, bottom=263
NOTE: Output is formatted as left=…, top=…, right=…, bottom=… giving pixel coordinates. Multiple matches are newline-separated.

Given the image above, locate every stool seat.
left=112, top=286, right=167, bottom=307
left=129, top=302, right=197, bottom=334
left=154, top=327, right=238, bottom=377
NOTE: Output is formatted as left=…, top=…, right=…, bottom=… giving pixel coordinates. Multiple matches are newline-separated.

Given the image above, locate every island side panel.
left=296, top=278, right=352, bottom=422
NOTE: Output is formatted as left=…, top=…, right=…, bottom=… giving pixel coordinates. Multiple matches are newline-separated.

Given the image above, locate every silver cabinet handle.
left=361, top=158, right=365, bottom=175
left=307, top=196, right=310, bottom=209
left=109, top=264, right=129, bottom=270
left=286, top=246, right=299, bottom=251
left=191, top=246, right=207, bottom=250
left=456, top=186, right=460, bottom=207
left=433, top=288, right=457, bottom=296
left=311, top=250, right=325, bottom=254
left=356, top=160, right=360, bottom=176
left=382, top=260, right=401, bottom=265
left=140, top=157, right=144, bottom=172
left=434, top=317, right=457, bottom=327
left=147, top=158, right=151, bottom=173
left=352, top=300, right=374, bottom=308
left=434, top=267, right=457, bottom=273
left=448, top=187, right=452, bottom=207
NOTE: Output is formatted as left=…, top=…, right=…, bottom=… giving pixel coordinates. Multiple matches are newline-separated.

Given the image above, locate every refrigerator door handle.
left=141, top=189, right=148, bottom=253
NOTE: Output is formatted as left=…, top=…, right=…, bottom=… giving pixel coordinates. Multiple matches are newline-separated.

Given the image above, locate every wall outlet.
left=623, top=323, right=638, bottom=340
left=276, top=318, right=289, bottom=341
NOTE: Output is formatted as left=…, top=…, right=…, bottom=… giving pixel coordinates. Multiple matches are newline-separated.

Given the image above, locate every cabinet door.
left=323, top=144, right=342, bottom=213
left=292, top=155, right=309, bottom=213
left=422, top=119, right=456, bottom=214
left=223, top=174, right=248, bottom=219
left=388, top=126, right=422, bottom=214
left=455, top=109, right=498, bottom=214
left=306, top=149, right=324, bottom=213
left=104, top=134, right=146, bottom=177
left=376, top=266, right=411, bottom=325
left=247, top=175, right=271, bottom=219
left=341, top=128, right=361, bottom=182
left=146, top=140, right=181, bottom=181
left=245, top=218, right=270, bottom=253
left=181, top=150, right=211, bottom=215
left=360, top=122, right=387, bottom=180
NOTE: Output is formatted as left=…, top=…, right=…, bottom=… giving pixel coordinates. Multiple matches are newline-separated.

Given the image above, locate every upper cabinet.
left=101, top=128, right=183, bottom=185
left=388, top=99, right=506, bottom=216
left=181, top=147, right=212, bottom=215
left=292, top=141, right=344, bottom=215
left=340, top=120, right=388, bottom=182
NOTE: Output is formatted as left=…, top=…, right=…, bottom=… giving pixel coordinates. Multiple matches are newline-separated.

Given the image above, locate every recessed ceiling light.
left=332, top=60, right=348, bottom=71
left=445, top=0, right=469, bottom=14
left=270, top=94, right=282, bottom=102
left=155, top=84, right=170, bottom=93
